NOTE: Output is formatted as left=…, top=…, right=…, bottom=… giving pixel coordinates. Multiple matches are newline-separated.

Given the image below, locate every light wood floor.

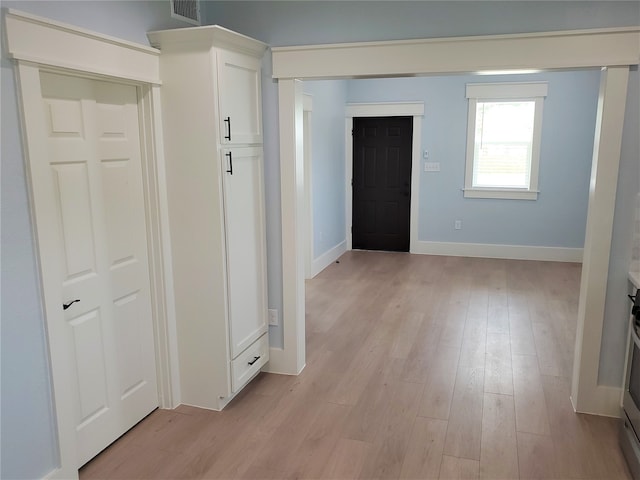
left=81, top=251, right=631, bottom=479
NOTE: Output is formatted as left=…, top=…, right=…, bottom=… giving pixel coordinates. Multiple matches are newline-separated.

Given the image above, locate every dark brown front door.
left=352, top=116, right=412, bottom=252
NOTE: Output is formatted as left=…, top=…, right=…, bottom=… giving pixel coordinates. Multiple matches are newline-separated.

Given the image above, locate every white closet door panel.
left=38, top=72, right=158, bottom=467
left=222, top=147, right=267, bottom=358
left=217, top=50, right=262, bottom=145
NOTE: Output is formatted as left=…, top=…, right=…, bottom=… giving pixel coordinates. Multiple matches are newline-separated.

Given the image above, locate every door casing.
left=6, top=10, right=179, bottom=479
left=345, top=102, right=424, bottom=253
left=273, top=27, right=639, bottom=417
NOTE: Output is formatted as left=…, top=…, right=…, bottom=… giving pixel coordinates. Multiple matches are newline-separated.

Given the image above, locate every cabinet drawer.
left=231, top=333, right=269, bottom=393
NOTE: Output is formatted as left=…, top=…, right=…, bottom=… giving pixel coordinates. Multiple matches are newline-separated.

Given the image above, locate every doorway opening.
left=351, top=116, right=413, bottom=252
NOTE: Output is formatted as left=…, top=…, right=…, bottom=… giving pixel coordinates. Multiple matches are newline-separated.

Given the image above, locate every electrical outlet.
left=454, top=220, right=462, bottom=230
left=268, top=309, right=278, bottom=326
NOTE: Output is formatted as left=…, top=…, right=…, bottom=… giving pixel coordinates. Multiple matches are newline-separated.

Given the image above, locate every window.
left=464, top=82, right=547, bottom=200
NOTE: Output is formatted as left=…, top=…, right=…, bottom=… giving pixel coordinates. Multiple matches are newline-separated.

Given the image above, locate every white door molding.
left=274, top=28, right=640, bottom=416
left=6, top=10, right=178, bottom=479
left=272, top=27, right=640, bottom=79
left=345, top=102, right=424, bottom=253
left=303, top=94, right=314, bottom=279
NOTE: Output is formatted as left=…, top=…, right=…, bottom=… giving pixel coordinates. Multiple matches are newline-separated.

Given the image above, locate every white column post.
left=273, top=78, right=306, bottom=374
left=572, top=66, right=630, bottom=416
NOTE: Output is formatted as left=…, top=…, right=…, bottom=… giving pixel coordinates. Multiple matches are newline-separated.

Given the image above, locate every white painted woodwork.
left=148, top=26, right=269, bottom=409
left=571, top=66, right=630, bottom=417
left=344, top=102, right=424, bottom=253
left=272, top=27, right=640, bottom=79
left=303, top=94, right=314, bottom=280
left=412, top=241, right=583, bottom=263
left=222, top=147, right=268, bottom=358
left=274, top=28, right=639, bottom=416
left=217, top=50, right=263, bottom=144
left=311, top=240, right=347, bottom=278
left=4, top=9, right=160, bottom=84
left=268, top=78, right=306, bottom=376
left=8, top=12, right=176, bottom=479
left=231, top=333, right=269, bottom=393
left=38, top=72, right=158, bottom=466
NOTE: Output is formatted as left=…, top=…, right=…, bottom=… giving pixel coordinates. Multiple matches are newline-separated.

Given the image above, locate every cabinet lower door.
left=221, top=147, right=268, bottom=358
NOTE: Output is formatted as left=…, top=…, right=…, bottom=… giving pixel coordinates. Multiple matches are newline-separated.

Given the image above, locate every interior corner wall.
left=303, top=80, right=348, bottom=260
left=260, top=52, right=285, bottom=348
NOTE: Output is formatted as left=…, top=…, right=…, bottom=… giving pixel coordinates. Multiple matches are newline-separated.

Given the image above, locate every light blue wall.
left=259, top=53, right=285, bottom=347
left=205, top=1, right=639, bottom=385
left=1, top=55, right=59, bottom=479
left=0, top=2, right=193, bottom=478
left=303, top=80, right=348, bottom=259
left=347, top=70, right=600, bottom=247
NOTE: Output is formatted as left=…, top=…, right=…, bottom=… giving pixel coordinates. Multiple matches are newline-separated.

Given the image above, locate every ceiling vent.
left=171, top=0, right=201, bottom=26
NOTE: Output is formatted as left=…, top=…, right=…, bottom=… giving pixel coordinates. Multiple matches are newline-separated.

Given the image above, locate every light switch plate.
left=424, top=162, right=440, bottom=172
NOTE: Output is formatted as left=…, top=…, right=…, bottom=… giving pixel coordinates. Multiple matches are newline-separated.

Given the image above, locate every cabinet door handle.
left=248, top=355, right=260, bottom=366
left=224, top=117, right=231, bottom=141
left=226, top=151, right=233, bottom=175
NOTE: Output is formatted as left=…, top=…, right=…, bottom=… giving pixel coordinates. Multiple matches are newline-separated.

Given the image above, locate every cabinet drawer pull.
left=224, top=116, right=231, bottom=141
left=225, top=151, right=233, bottom=175
left=247, top=355, right=260, bottom=366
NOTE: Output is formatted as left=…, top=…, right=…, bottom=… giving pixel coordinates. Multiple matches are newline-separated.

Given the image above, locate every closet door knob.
left=63, top=299, right=80, bottom=310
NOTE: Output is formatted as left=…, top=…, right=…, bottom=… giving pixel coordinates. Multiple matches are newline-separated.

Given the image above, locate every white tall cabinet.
left=147, top=26, right=268, bottom=410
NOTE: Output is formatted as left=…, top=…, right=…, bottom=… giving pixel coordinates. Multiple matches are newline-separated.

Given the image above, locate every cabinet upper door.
left=221, top=146, right=268, bottom=358
left=217, top=50, right=263, bottom=145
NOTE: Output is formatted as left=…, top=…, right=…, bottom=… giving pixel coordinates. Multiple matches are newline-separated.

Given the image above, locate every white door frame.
left=345, top=102, right=424, bottom=253
left=303, top=94, right=314, bottom=279
left=5, top=10, right=179, bottom=479
left=273, top=27, right=640, bottom=415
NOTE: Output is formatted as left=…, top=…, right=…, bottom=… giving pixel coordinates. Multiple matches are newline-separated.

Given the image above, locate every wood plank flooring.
left=80, top=251, right=631, bottom=479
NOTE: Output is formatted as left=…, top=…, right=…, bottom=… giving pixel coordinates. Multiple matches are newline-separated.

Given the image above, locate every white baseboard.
left=411, top=240, right=583, bottom=263
left=44, top=466, right=77, bottom=480
left=264, top=347, right=306, bottom=375
left=311, top=240, right=347, bottom=277
left=571, top=385, right=622, bottom=418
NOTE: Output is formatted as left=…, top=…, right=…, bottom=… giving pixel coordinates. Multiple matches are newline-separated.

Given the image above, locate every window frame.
left=464, top=82, right=548, bottom=200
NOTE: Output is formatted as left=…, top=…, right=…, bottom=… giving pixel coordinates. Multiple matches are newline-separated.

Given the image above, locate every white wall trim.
left=275, top=79, right=306, bottom=375
left=571, top=385, right=622, bottom=418
left=346, top=101, right=425, bottom=118
left=412, top=241, right=583, bottom=263
left=272, top=27, right=640, bottom=79
left=275, top=28, right=639, bottom=416
left=311, top=240, right=348, bottom=278
left=4, top=9, right=161, bottom=85
left=139, top=85, right=181, bottom=409
left=345, top=102, right=424, bottom=252
left=571, top=66, right=630, bottom=417
left=7, top=12, right=177, bottom=479
left=265, top=347, right=306, bottom=375
left=303, top=94, right=314, bottom=280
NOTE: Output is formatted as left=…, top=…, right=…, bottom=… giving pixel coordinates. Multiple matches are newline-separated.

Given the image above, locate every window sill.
left=463, top=188, right=538, bottom=200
